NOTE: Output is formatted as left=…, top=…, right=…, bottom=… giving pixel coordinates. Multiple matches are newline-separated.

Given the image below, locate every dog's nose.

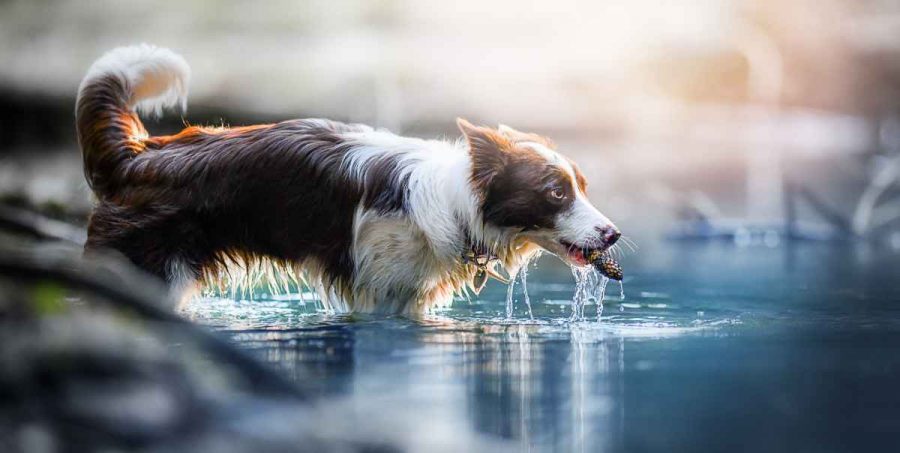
left=596, top=226, right=621, bottom=246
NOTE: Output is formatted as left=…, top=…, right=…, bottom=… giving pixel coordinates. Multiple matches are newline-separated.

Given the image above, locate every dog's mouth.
left=556, top=240, right=624, bottom=280
left=558, top=240, right=608, bottom=267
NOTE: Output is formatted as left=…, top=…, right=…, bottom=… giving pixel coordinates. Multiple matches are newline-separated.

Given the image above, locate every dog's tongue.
left=587, top=251, right=623, bottom=281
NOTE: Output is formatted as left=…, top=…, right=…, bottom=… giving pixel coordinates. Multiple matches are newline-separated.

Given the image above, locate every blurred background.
left=3, top=0, right=900, bottom=246
left=4, top=2, right=900, bottom=452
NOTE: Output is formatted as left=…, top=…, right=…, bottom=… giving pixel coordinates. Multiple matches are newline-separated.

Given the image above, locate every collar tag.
left=463, top=248, right=509, bottom=294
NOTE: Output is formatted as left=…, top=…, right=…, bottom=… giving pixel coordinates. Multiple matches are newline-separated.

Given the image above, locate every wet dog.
left=76, top=45, right=620, bottom=313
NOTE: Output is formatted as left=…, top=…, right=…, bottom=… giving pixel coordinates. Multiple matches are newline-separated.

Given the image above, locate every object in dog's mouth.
left=586, top=249, right=623, bottom=281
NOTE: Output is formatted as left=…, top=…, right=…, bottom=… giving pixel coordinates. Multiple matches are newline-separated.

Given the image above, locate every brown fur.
left=458, top=119, right=584, bottom=231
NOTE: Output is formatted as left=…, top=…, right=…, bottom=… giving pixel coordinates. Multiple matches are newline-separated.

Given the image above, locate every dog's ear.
left=498, top=123, right=556, bottom=149
left=457, top=118, right=511, bottom=189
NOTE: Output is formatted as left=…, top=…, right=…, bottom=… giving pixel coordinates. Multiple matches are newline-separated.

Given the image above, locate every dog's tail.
left=76, top=44, right=190, bottom=193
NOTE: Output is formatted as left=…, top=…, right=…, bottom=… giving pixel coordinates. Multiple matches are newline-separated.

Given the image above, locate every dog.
left=76, top=44, right=620, bottom=314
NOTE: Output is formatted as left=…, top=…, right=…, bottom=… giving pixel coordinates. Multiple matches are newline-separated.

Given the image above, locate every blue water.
left=185, top=241, right=900, bottom=451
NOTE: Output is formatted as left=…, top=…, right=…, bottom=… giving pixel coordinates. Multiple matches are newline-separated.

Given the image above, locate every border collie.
left=76, top=44, right=620, bottom=314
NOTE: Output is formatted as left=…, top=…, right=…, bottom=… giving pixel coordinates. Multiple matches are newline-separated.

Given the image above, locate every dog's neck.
left=342, top=129, right=522, bottom=273
left=460, top=225, right=498, bottom=263
left=442, top=142, right=524, bottom=270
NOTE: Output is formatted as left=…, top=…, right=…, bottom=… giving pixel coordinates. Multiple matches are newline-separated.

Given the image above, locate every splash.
left=569, top=266, right=614, bottom=322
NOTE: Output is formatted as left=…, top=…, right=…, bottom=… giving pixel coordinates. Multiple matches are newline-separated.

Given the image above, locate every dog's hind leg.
left=165, top=255, right=202, bottom=309
left=85, top=202, right=209, bottom=308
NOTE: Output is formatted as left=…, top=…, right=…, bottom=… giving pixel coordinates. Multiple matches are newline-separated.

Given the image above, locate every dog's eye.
left=549, top=188, right=566, bottom=200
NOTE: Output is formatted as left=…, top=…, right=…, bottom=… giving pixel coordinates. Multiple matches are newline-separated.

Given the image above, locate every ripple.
left=184, top=289, right=746, bottom=342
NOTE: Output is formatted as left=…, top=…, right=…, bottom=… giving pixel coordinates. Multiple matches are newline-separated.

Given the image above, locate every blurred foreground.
left=4, top=217, right=900, bottom=451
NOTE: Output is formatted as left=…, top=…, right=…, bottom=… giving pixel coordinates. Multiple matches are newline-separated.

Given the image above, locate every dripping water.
left=596, top=275, right=609, bottom=322
left=521, top=264, right=533, bottom=320
left=506, top=255, right=538, bottom=320
left=569, top=266, right=593, bottom=321
left=569, top=266, right=616, bottom=322
left=505, top=267, right=518, bottom=319
left=505, top=254, right=622, bottom=321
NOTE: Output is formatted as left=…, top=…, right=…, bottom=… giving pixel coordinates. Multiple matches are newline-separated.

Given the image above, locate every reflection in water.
left=183, top=263, right=744, bottom=450
left=455, top=324, right=625, bottom=451
left=197, top=311, right=712, bottom=451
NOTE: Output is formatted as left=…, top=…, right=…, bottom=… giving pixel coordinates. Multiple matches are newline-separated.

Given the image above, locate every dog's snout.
left=607, top=230, right=621, bottom=245
left=596, top=226, right=621, bottom=246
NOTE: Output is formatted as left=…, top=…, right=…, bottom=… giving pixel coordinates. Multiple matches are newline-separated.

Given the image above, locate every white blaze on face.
left=557, top=192, right=615, bottom=245
left=522, top=142, right=616, bottom=246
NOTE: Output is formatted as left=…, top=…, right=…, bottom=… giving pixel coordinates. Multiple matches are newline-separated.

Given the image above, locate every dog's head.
left=459, top=118, right=620, bottom=266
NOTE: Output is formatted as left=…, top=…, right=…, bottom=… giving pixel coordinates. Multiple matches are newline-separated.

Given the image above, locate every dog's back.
left=76, top=45, right=387, bottom=298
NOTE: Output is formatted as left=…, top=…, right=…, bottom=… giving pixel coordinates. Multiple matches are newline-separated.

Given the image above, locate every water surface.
left=185, top=241, right=900, bottom=452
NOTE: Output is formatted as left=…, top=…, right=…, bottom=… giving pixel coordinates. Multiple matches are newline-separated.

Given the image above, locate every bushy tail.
left=76, top=44, right=190, bottom=194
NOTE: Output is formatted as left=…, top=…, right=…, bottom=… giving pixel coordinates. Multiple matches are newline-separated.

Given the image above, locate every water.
left=506, top=267, right=518, bottom=319
left=521, top=263, right=533, bottom=320
left=565, top=266, right=611, bottom=322
left=184, top=241, right=900, bottom=451
left=597, top=275, right=609, bottom=320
